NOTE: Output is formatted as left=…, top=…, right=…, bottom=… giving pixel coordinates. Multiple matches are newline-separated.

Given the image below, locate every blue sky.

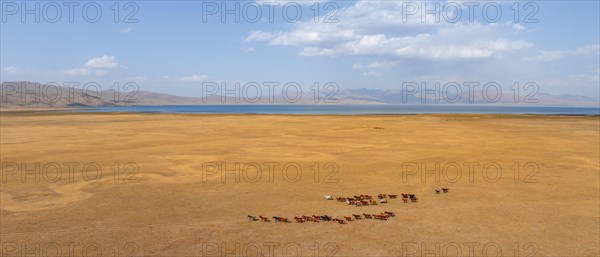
left=1, top=0, right=599, bottom=97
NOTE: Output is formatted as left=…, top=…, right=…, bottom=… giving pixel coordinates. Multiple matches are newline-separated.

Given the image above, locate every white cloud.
left=294, top=33, right=531, bottom=59
left=180, top=74, right=208, bottom=81
left=85, top=55, right=121, bottom=69
left=367, top=60, right=397, bottom=69
left=120, top=27, right=133, bottom=33
left=244, top=2, right=532, bottom=60
left=244, top=31, right=274, bottom=43
left=522, top=44, right=600, bottom=62
left=63, top=55, right=123, bottom=76
left=513, top=23, right=525, bottom=31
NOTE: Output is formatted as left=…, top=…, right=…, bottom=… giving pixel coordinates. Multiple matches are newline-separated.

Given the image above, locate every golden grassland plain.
left=1, top=113, right=598, bottom=256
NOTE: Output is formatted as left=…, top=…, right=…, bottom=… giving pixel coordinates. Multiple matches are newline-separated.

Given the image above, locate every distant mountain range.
left=1, top=81, right=598, bottom=108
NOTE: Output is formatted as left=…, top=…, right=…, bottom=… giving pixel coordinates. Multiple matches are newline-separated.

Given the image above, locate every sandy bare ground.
left=1, top=113, right=598, bottom=256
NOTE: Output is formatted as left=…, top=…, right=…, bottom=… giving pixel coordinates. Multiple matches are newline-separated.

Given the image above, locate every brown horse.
left=272, top=216, right=289, bottom=223
left=303, top=216, right=319, bottom=222
left=373, top=214, right=388, bottom=220
left=333, top=218, right=346, bottom=224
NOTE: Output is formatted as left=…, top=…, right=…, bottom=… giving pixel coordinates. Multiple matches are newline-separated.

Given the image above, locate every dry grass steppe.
left=1, top=113, right=598, bottom=256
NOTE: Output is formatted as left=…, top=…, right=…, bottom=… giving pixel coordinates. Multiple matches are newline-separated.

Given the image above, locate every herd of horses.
left=247, top=211, right=396, bottom=224
left=247, top=189, right=449, bottom=225
left=330, top=193, right=418, bottom=205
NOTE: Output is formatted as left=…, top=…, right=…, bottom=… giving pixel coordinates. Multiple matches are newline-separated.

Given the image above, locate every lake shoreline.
left=2, top=104, right=598, bottom=116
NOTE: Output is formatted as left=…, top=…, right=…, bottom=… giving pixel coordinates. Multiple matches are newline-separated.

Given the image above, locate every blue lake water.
left=69, top=105, right=600, bottom=115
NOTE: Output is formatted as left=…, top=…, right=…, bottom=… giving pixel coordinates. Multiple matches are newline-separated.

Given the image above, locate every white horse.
left=324, top=195, right=333, bottom=200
